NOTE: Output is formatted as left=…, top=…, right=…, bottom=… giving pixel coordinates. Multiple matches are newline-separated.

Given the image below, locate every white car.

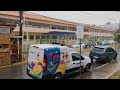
left=71, top=42, right=86, bottom=49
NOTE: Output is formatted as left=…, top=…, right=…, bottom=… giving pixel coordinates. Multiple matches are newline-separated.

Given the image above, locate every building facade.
left=83, top=24, right=115, bottom=45
left=0, top=11, right=115, bottom=53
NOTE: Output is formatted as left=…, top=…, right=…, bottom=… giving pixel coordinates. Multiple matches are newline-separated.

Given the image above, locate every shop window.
left=59, top=36, right=61, bottom=40
left=75, top=36, right=77, bottom=40
left=51, top=27, right=57, bottom=29
left=29, top=35, right=34, bottom=40
left=46, top=36, right=50, bottom=39
left=36, top=36, right=40, bottom=39
left=52, top=36, right=57, bottom=39
left=72, top=36, right=74, bottom=40
left=69, top=36, right=71, bottom=40
left=24, top=35, right=27, bottom=39
left=41, top=36, right=45, bottom=39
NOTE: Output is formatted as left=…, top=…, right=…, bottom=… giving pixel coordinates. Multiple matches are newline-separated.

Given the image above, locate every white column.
left=39, top=34, right=41, bottom=44
left=50, top=24, right=52, bottom=29
left=27, top=31, right=29, bottom=52
left=34, top=34, right=36, bottom=42
left=67, top=26, right=68, bottom=30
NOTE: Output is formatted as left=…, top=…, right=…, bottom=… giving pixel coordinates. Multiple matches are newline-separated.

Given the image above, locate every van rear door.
left=27, top=46, right=44, bottom=79
left=28, top=46, right=43, bottom=63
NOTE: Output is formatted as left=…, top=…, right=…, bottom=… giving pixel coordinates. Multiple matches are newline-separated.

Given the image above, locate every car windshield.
left=92, top=47, right=105, bottom=52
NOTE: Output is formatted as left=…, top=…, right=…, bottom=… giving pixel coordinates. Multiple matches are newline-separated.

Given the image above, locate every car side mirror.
left=81, top=56, right=84, bottom=60
left=81, top=58, right=84, bottom=60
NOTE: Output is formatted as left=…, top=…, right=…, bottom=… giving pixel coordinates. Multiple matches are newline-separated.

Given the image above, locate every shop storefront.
left=0, top=24, right=17, bottom=66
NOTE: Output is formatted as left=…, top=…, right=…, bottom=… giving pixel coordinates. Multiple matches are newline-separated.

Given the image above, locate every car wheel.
left=114, top=54, right=117, bottom=60
left=85, top=63, right=91, bottom=72
left=53, top=73, right=62, bottom=79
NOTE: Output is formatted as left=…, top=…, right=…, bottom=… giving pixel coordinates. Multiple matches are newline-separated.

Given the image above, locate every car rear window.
left=92, top=47, right=105, bottom=52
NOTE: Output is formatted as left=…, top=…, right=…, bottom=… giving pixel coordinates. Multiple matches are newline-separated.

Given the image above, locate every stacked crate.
left=0, top=29, right=11, bottom=66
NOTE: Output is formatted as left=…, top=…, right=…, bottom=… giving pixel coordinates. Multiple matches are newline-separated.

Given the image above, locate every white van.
left=27, top=44, right=91, bottom=79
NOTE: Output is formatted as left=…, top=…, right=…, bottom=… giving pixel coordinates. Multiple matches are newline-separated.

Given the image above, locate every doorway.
left=10, top=36, right=23, bottom=63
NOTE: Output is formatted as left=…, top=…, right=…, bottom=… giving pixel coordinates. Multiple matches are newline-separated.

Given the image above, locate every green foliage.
left=114, top=34, right=120, bottom=43
left=109, top=70, right=120, bottom=79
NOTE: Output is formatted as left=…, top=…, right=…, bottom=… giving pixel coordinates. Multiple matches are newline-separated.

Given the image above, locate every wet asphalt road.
left=0, top=46, right=120, bottom=79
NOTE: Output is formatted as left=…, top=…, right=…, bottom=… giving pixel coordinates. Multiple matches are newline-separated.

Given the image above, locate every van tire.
left=85, top=63, right=91, bottom=72
left=53, top=73, right=62, bottom=79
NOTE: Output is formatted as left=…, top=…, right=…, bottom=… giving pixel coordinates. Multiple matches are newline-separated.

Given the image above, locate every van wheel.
left=53, top=73, right=62, bottom=79
left=85, top=63, right=91, bottom=72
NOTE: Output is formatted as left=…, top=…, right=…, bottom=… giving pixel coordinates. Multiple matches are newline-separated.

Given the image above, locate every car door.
left=71, top=53, right=83, bottom=69
left=106, top=48, right=113, bottom=60
left=110, top=48, right=116, bottom=59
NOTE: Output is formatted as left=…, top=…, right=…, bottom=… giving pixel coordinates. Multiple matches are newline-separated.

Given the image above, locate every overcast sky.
left=29, top=11, right=120, bottom=25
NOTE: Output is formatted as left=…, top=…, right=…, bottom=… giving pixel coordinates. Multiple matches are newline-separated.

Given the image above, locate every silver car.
left=71, top=42, right=85, bottom=49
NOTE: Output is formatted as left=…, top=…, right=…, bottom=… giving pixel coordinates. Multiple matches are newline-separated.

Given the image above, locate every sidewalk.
left=74, top=60, right=120, bottom=79
left=0, top=60, right=27, bottom=69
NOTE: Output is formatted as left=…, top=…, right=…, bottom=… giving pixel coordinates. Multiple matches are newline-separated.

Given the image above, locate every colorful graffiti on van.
left=28, top=47, right=66, bottom=79
left=29, top=60, right=43, bottom=79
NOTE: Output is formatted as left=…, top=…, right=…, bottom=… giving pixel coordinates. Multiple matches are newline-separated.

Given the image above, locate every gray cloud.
left=29, top=11, right=120, bottom=25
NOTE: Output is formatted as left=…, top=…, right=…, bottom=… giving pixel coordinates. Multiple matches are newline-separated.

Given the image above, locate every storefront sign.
left=76, top=24, right=84, bottom=39
left=0, top=28, right=9, bottom=34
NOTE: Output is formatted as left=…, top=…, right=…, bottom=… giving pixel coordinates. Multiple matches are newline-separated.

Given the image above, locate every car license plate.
left=93, top=56, right=98, bottom=59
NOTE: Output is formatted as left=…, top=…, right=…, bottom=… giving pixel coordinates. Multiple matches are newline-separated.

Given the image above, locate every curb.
left=91, top=63, right=109, bottom=71
left=0, top=60, right=28, bottom=69
left=104, top=68, right=120, bottom=79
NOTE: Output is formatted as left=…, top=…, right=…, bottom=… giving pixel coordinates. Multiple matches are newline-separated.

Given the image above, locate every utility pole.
left=79, top=38, right=82, bottom=78
left=19, top=11, right=23, bottom=62
left=118, top=20, right=120, bottom=43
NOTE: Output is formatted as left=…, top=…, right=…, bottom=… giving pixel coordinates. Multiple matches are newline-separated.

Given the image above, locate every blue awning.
left=47, top=31, right=75, bottom=34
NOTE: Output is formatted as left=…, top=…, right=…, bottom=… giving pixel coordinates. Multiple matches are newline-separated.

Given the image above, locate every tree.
left=114, top=33, right=120, bottom=43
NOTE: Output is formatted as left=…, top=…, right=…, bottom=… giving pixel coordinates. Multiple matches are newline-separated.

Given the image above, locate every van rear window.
left=92, top=47, right=105, bottom=52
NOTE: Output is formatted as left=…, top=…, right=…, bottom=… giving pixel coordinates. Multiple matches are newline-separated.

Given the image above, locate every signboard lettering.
left=0, top=28, right=9, bottom=34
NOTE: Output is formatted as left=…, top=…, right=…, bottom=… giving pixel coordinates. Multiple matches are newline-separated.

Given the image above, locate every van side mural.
left=43, top=47, right=60, bottom=75
left=28, top=60, right=43, bottom=79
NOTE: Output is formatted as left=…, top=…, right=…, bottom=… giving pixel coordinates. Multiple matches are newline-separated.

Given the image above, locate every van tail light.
left=31, top=62, right=35, bottom=67
left=102, top=53, right=106, bottom=56
left=43, top=56, right=47, bottom=72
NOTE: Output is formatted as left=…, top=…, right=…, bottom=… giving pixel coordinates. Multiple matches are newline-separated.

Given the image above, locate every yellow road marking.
left=0, top=61, right=28, bottom=69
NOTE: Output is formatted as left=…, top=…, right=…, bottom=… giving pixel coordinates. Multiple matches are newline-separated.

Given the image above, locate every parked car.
left=71, top=42, right=86, bottom=49
left=89, top=46, right=117, bottom=63
left=108, top=40, right=115, bottom=44
left=101, top=41, right=110, bottom=46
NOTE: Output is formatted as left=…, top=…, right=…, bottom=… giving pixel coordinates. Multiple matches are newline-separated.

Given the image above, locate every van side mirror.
left=81, top=56, right=84, bottom=60
left=81, top=58, right=84, bottom=60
